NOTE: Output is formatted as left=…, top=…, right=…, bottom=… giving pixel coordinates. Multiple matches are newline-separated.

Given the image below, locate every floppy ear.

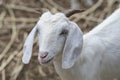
left=62, top=22, right=83, bottom=69
left=22, top=25, right=38, bottom=64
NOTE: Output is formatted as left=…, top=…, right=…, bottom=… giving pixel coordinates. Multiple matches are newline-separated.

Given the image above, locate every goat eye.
left=37, top=29, right=40, bottom=34
left=59, top=30, right=68, bottom=35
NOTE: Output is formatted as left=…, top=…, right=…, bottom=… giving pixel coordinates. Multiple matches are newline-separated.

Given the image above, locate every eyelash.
left=59, top=30, right=68, bottom=35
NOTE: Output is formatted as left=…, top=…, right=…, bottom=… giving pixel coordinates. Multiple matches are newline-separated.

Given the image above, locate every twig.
left=39, top=0, right=53, bottom=10
left=0, top=6, right=17, bottom=61
left=10, top=51, right=24, bottom=80
left=1, top=69, right=5, bottom=80
left=0, top=40, right=6, bottom=47
left=10, top=64, right=24, bottom=80
left=47, top=0, right=65, bottom=11
left=0, top=17, right=38, bottom=23
left=1, top=23, right=35, bottom=29
left=71, top=0, right=103, bottom=22
left=0, top=43, right=22, bottom=72
left=0, top=51, right=18, bottom=71
left=0, top=11, right=6, bottom=28
left=82, top=16, right=103, bottom=23
left=5, top=4, right=41, bottom=14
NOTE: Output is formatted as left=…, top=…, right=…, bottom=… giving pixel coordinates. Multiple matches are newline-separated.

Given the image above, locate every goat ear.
left=62, top=22, right=83, bottom=69
left=22, top=25, right=38, bottom=64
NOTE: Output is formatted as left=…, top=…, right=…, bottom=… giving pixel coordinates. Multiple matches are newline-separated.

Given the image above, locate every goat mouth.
left=41, top=58, right=53, bottom=64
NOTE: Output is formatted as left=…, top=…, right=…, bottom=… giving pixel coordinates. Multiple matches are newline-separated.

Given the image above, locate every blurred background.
left=0, top=0, right=120, bottom=80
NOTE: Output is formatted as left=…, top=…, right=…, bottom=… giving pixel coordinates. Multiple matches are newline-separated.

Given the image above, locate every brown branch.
left=5, top=4, right=41, bottom=14
left=71, top=0, right=103, bottom=22
left=1, top=69, right=5, bottom=80
left=0, top=6, right=17, bottom=61
left=0, top=17, right=38, bottom=23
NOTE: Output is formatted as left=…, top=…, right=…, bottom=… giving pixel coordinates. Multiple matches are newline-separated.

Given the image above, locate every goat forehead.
left=39, top=16, right=68, bottom=29
left=37, top=12, right=69, bottom=33
left=40, top=21, right=69, bottom=34
left=40, top=12, right=67, bottom=23
left=51, top=13, right=67, bottom=22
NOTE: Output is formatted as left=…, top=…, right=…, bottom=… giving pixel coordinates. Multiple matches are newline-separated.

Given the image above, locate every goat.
left=22, top=8, right=120, bottom=80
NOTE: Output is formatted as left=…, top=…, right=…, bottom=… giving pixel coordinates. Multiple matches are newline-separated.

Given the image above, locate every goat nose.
left=40, top=52, right=48, bottom=58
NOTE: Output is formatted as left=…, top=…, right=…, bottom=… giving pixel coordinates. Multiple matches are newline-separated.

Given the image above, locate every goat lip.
left=41, top=58, right=53, bottom=64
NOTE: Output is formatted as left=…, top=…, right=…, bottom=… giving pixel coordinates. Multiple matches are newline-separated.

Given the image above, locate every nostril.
left=40, top=52, right=48, bottom=58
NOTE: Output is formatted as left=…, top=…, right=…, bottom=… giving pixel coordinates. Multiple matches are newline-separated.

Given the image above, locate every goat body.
left=54, top=8, right=120, bottom=80
left=22, top=8, right=120, bottom=80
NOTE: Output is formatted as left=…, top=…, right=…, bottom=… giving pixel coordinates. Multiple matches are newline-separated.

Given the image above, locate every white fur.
left=22, top=8, right=120, bottom=80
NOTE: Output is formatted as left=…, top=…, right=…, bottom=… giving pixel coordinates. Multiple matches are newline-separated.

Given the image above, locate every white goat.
left=22, top=8, right=120, bottom=80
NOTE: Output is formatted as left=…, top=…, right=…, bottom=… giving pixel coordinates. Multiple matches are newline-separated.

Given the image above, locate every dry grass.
left=0, top=0, right=120, bottom=80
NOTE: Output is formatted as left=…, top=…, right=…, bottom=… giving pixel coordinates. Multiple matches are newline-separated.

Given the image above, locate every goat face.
left=37, top=13, right=70, bottom=65
left=22, top=12, right=83, bottom=69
